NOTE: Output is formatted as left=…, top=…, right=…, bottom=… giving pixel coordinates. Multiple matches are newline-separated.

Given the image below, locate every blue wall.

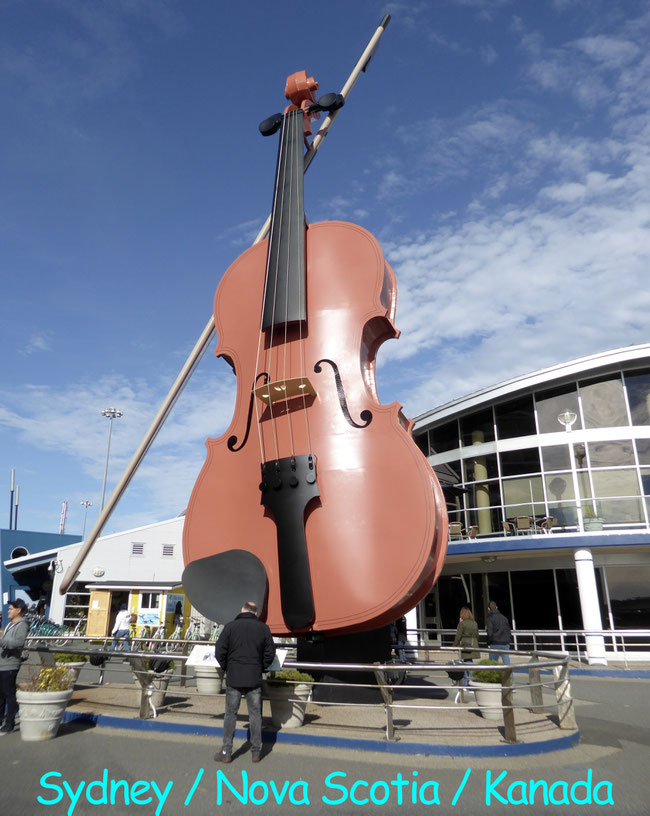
left=0, top=529, right=81, bottom=623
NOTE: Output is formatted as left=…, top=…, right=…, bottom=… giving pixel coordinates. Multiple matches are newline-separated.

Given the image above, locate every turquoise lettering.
left=110, top=780, right=130, bottom=806
left=322, top=772, right=348, bottom=805
left=38, top=772, right=64, bottom=806
left=593, top=781, right=614, bottom=806
left=288, top=781, right=310, bottom=805
left=390, top=772, right=408, bottom=806
left=350, top=780, right=369, bottom=806
left=248, top=780, right=269, bottom=805
left=549, top=781, right=570, bottom=805
left=62, top=780, right=86, bottom=816
left=151, top=780, right=174, bottom=816
left=130, top=781, right=152, bottom=805
left=418, top=781, right=440, bottom=805
left=507, top=781, right=529, bottom=805
left=217, top=770, right=248, bottom=805
left=370, top=781, right=389, bottom=805
left=570, top=770, right=592, bottom=805
left=485, top=771, right=508, bottom=805
left=268, top=780, right=290, bottom=803
left=86, top=769, right=109, bottom=805
left=529, top=779, right=549, bottom=805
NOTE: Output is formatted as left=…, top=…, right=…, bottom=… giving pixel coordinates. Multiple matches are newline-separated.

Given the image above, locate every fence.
left=412, top=628, right=650, bottom=667
left=24, top=639, right=575, bottom=744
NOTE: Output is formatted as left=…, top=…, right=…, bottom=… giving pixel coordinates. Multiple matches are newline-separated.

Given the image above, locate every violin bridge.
left=254, top=376, right=317, bottom=407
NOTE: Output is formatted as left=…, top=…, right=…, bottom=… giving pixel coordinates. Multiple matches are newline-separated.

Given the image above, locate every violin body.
left=182, top=219, right=448, bottom=635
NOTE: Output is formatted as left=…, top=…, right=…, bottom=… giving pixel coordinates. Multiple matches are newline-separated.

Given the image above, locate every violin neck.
left=262, top=109, right=307, bottom=332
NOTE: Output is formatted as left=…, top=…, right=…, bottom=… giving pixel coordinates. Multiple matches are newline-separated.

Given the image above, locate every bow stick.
left=60, top=14, right=391, bottom=595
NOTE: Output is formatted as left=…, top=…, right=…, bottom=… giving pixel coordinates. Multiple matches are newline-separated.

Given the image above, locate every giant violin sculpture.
left=182, top=71, right=447, bottom=635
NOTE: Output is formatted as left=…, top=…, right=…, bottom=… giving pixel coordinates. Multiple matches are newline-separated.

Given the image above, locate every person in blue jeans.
left=215, top=601, right=276, bottom=764
left=486, top=601, right=511, bottom=665
left=110, top=604, right=132, bottom=651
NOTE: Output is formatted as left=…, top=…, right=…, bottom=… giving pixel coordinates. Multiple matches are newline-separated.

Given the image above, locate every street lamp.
left=80, top=500, right=93, bottom=538
left=100, top=408, right=123, bottom=511
left=557, top=409, right=583, bottom=531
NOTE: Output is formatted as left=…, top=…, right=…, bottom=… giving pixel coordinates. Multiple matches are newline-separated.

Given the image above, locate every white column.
left=574, top=549, right=607, bottom=665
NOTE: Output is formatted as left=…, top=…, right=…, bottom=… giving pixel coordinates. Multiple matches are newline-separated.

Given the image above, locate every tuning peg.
left=307, top=93, right=345, bottom=115
left=259, top=113, right=283, bottom=137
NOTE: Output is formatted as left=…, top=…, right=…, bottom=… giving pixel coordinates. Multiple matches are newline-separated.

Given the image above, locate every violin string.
left=254, top=111, right=290, bottom=465
left=296, top=111, right=313, bottom=455
left=297, top=114, right=313, bottom=453
left=280, top=110, right=298, bottom=459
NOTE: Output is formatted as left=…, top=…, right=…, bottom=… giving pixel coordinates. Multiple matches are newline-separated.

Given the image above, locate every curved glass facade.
left=416, top=367, right=650, bottom=535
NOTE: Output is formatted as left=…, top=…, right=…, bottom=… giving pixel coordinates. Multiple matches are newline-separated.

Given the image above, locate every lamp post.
left=100, top=408, right=122, bottom=511
left=80, top=500, right=93, bottom=538
left=557, top=410, right=583, bottom=532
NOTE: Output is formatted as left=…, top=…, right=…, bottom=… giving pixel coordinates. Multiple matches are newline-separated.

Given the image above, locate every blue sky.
left=2, top=0, right=649, bottom=537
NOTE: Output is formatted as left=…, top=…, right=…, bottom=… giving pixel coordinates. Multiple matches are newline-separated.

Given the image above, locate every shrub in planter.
left=471, top=659, right=502, bottom=684
left=131, top=659, right=176, bottom=712
left=17, top=666, right=75, bottom=741
left=265, top=670, right=314, bottom=729
left=469, top=660, right=503, bottom=721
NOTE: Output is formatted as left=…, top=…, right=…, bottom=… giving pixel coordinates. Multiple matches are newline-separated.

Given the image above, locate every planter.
left=468, top=680, right=502, bottom=721
left=133, top=670, right=173, bottom=709
left=16, top=688, right=74, bottom=741
left=194, top=665, right=224, bottom=695
left=55, top=661, right=85, bottom=687
left=584, top=518, right=604, bottom=531
left=265, top=682, right=312, bottom=728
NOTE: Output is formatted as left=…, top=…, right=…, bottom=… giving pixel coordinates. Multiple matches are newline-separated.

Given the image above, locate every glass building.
left=413, top=344, right=650, bottom=664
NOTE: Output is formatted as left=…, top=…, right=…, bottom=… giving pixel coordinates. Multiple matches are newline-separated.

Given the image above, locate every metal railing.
left=23, top=640, right=575, bottom=743
left=413, top=628, right=650, bottom=668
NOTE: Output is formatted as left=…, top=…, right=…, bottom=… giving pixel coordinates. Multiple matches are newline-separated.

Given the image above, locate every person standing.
left=110, top=603, right=132, bottom=651
left=215, top=601, right=276, bottom=764
left=486, top=601, right=511, bottom=664
left=453, top=606, right=479, bottom=686
left=0, top=598, right=29, bottom=735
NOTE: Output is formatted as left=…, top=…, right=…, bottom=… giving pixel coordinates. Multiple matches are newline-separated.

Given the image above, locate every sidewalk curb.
left=61, top=711, right=580, bottom=758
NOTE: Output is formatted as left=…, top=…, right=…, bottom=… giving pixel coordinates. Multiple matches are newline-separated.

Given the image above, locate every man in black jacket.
left=486, top=601, right=511, bottom=664
left=215, top=601, right=276, bottom=763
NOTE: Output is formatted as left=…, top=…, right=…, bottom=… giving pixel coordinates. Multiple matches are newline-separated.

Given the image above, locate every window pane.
left=625, top=369, right=650, bottom=426
left=546, top=473, right=575, bottom=501
left=466, top=506, right=502, bottom=536
left=547, top=502, right=579, bottom=527
left=598, top=498, right=643, bottom=524
left=541, top=445, right=571, bottom=471
left=460, top=408, right=494, bottom=446
left=604, top=566, right=650, bottom=628
left=592, top=469, right=640, bottom=498
left=640, top=468, right=650, bottom=495
left=587, top=439, right=635, bottom=467
left=415, top=431, right=428, bottom=455
left=536, top=384, right=581, bottom=434
left=502, top=476, right=544, bottom=505
left=463, top=453, right=498, bottom=481
left=500, top=447, right=541, bottom=476
left=580, top=375, right=628, bottom=428
left=495, top=395, right=536, bottom=439
left=465, top=481, right=502, bottom=507
left=430, top=420, right=459, bottom=453
left=636, top=439, right=650, bottom=466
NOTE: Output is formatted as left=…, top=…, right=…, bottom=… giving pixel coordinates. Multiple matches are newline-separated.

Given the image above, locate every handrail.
left=24, top=642, right=574, bottom=741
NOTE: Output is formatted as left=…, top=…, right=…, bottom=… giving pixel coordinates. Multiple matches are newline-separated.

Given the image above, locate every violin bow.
left=60, top=14, right=391, bottom=595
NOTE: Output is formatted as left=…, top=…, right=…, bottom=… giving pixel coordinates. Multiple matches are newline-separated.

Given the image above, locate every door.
left=86, top=590, right=112, bottom=637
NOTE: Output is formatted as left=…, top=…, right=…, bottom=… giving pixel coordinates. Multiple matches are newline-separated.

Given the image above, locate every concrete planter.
left=265, top=682, right=312, bottom=728
left=584, top=518, right=604, bottom=531
left=194, top=665, right=224, bottom=695
left=16, top=688, right=74, bottom=741
left=468, top=680, right=502, bottom=720
left=132, top=670, right=173, bottom=709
